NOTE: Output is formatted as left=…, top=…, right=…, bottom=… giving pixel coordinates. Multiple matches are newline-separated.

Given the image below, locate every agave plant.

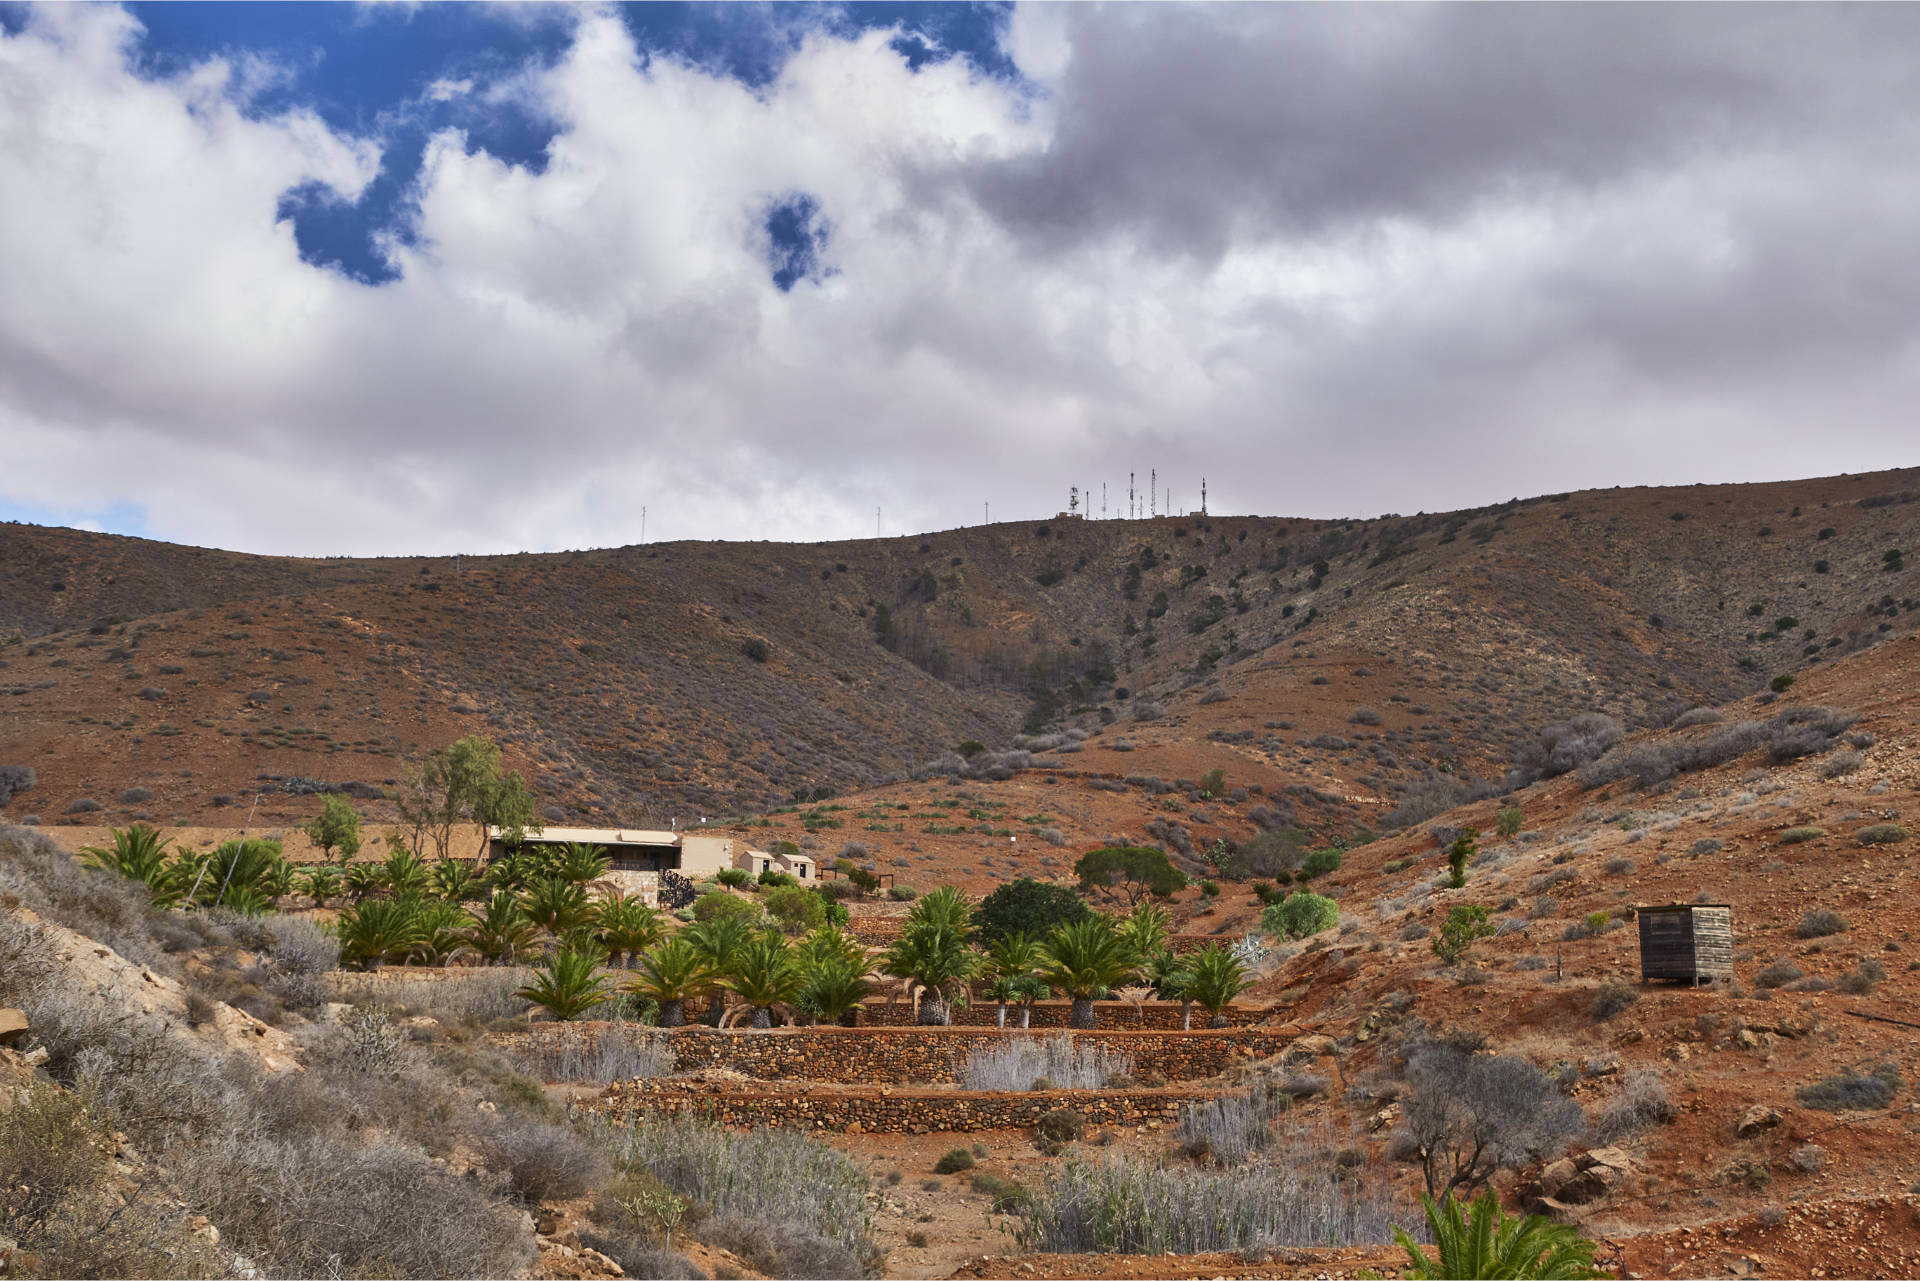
left=1397, top=1189, right=1606, bottom=1280
left=465, top=890, right=539, bottom=964
left=1040, top=917, right=1140, bottom=1029
left=333, top=897, right=427, bottom=969
left=1182, top=943, right=1251, bottom=1029
left=80, top=825, right=186, bottom=908
left=631, top=936, right=716, bottom=1028
left=594, top=892, right=665, bottom=968
left=521, top=876, right=594, bottom=935
left=516, top=947, right=612, bottom=1021
left=300, top=865, right=343, bottom=907
left=797, top=951, right=873, bottom=1026
left=726, top=935, right=801, bottom=1028
left=429, top=857, right=485, bottom=903
left=552, top=842, right=612, bottom=885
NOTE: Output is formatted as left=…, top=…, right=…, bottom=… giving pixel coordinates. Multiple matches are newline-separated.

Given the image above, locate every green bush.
left=1771, top=673, right=1797, bottom=693
left=1431, top=904, right=1494, bottom=966
left=1795, top=907, right=1849, bottom=938
left=715, top=867, right=752, bottom=888
left=1301, top=848, right=1343, bottom=880
left=1777, top=826, right=1826, bottom=845
left=1857, top=824, right=1911, bottom=846
left=1590, top=980, right=1639, bottom=1021
left=1262, top=891, right=1338, bottom=940
left=934, top=1148, right=976, bottom=1174
left=1797, top=1064, right=1901, bottom=1112
left=1494, top=807, right=1525, bottom=839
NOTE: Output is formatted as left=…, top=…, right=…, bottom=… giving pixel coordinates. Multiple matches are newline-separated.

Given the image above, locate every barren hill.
left=2, top=466, right=1917, bottom=833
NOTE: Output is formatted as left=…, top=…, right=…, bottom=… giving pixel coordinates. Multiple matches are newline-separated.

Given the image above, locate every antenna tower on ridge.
left=1069, top=486, right=1078, bottom=517
left=1201, top=477, right=1207, bottom=515
left=1150, top=469, right=1157, bottom=518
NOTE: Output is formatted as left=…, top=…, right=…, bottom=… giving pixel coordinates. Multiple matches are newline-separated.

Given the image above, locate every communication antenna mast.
left=1069, top=486, right=1078, bottom=517
left=1150, top=469, right=1157, bottom=519
left=1201, top=477, right=1207, bottom=515
left=1128, top=473, right=1135, bottom=520
left=877, top=506, right=882, bottom=539
left=1102, top=483, right=1107, bottom=518
left=640, top=506, right=646, bottom=544
left=985, top=501, right=990, bottom=525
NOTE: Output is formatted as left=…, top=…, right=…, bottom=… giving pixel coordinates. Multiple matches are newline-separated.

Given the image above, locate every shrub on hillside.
left=1778, top=826, right=1826, bottom=845
left=1262, top=891, right=1338, bottom=940
left=0, top=764, right=35, bottom=806
left=1512, top=713, right=1623, bottom=784
left=962, top=1035, right=1132, bottom=1092
left=934, top=1148, right=976, bottom=1174
left=1591, top=981, right=1640, bottom=1021
left=1593, top=1069, right=1674, bottom=1143
left=1755, top=959, right=1804, bottom=989
left=1176, top=1084, right=1290, bottom=1165
left=1397, top=1047, right=1584, bottom=1198
left=1795, top=908, right=1848, bottom=938
left=1857, top=824, right=1911, bottom=846
left=1796, top=1064, right=1901, bottom=1112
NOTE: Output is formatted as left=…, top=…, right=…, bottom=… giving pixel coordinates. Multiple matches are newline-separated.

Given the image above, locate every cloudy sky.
left=2, top=3, right=1917, bottom=555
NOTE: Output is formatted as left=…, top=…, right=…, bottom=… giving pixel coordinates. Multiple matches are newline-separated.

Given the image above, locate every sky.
left=2, top=3, right=1918, bottom=556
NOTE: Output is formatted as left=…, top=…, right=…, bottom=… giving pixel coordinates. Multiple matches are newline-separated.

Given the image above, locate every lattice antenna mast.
left=1201, top=477, right=1207, bottom=515
left=1129, top=473, right=1135, bottom=519
left=1102, top=483, right=1107, bottom=518
left=1069, top=486, right=1078, bottom=517
left=1150, top=469, right=1157, bottom=518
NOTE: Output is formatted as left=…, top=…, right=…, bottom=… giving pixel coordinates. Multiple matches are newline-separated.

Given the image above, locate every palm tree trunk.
left=659, top=999, right=686, bottom=1028
left=995, top=1002, right=1007, bottom=1029
left=918, top=993, right=947, bottom=1025
left=1020, top=1003, right=1032, bottom=1029
left=1070, top=995, right=1095, bottom=1029
left=1181, top=1000, right=1192, bottom=1032
left=1208, top=1012, right=1228, bottom=1029
left=751, top=1005, right=772, bottom=1029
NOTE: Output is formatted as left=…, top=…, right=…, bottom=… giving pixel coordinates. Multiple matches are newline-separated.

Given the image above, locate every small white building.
left=485, top=826, right=740, bottom=904
left=738, top=845, right=818, bottom=880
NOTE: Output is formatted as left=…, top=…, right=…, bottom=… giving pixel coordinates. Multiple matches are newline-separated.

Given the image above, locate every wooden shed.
left=1637, top=904, right=1734, bottom=983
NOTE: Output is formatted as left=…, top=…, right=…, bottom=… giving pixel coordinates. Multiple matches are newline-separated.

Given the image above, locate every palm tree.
left=684, top=915, right=760, bottom=1023
left=1182, top=944, right=1252, bottom=1028
left=909, top=884, right=973, bottom=933
left=487, top=849, right=538, bottom=893
left=430, top=857, right=484, bottom=902
left=262, top=856, right=298, bottom=902
left=381, top=846, right=431, bottom=897
left=414, top=899, right=473, bottom=966
left=334, top=897, right=427, bottom=970
left=794, top=924, right=869, bottom=974
left=631, top=936, right=716, bottom=1028
left=1040, top=917, right=1139, bottom=1029
left=201, top=837, right=283, bottom=911
left=300, top=865, right=343, bottom=907
left=983, top=933, right=1045, bottom=1029
left=553, top=842, right=612, bottom=884
left=726, top=935, right=802, bottom=1028
left=465, top=890, right=539, bottom=964
left=80, top=824, right=184, bottom=908
left=521, top=876, right=594, bottom=935
left=1116, top=901, right=1172, bottom=957
left=516, top=947, right=613, bottom=1022
left=594, top=892, right=665, bottom=968
left=345, top=862, right=386, bottom=900
left=882, top=924, right=977, bottom=1025
left=1397, top=1189, right=1606, bottom=1280
left=798, top=951, right=873, bottom=1026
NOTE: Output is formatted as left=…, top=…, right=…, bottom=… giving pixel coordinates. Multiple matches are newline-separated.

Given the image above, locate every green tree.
left=381, top=844, right=431, bottom=897
left=80, top=824, right=184, bottom=908
left=982, top=932, right=1047, bottom=1029
left=1183, top=943, right=1251, bottom=1028
left=631, top=936, right=717, bottom=1029
left=464, top=891, right=539, bottom=964
left=763, top=884, right=828, bottom=935
left=521, top=876, right=594, bottom=935
left=1300, top=847, right=1343, bottom=880
left=1396, top=1189, right=1605, bottom=1280
left=300, top=864, right=343, bottom=907
left=684, top=916, right=761, bottom=1023
left=391, top=735, right=542, bottom=862
left=1039, top=917, right=1139, bottom=1029
left=1447, top=826, right=1480, bottom=888
left=200, top=837, right=284, bottom=913
left=333, top=897, right=427, bottom=969
left=1262, top=890, right=1338, bottom=940
left=516, top=947, right=612, bottom=1021
left=691, top=889, right=767, bottom=927
left=796, top=951, right=872, bottom=1026
left=726, top=935, right=802, bottom=1028
left=879, top=921, right=975, bottom=1029
left=1495, top=807, right=1525, bottom=839
left=1198, top=768, right=1226, bottom=799
left=1433, top=904, right=1496, bottom=966
left=552, top=842, right=612, bottom=884
left=1115, top=901, right=1172, bottom=957
left=594, top=892, right=666, bottom=967
left=972, top=877, right=1094, bottom=945
left=1073, top=846, right=1188, bottom=905
left=414, top=899, right=473, bottom=967
left=302, top=794, right=362, bottom=862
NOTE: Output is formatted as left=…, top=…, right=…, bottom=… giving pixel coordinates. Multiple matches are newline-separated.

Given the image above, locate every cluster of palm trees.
left=82, top=824, right=302, bottom=916
left=525, top=885, right=1255, bottom=1031
left=328, top=841, right=663, bottom=969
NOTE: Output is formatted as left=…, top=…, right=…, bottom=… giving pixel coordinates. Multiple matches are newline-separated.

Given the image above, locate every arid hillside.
left=2, top=466, right=1917, bottom=836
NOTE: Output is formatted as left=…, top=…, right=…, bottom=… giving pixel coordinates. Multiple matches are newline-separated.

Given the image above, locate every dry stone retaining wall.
left=859, top=999, right=1267, bottom=1028
left=525, top=1023, right=1288, bottom=1085
left=597, top=1079, right=1190, bottom=1135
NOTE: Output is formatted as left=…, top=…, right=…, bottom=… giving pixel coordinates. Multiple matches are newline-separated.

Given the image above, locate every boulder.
left=0, top=1008, right=27, bottom=1047
left=1736, top=1105, right=1783, bottom=1139
left=1285, top=1034, right=1338, bottom=1062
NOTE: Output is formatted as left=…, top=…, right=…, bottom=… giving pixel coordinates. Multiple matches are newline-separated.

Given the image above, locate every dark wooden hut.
left=1637, top=903, right=1734, bottom=983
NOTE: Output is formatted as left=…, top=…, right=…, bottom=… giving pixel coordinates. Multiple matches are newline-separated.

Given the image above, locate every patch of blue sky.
left=98, top=2, right=1017, bottom=285
left=0, top=496, right=151, bottom=540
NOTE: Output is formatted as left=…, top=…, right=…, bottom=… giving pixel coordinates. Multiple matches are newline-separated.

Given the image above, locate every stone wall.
left=858, top=998, right=1267, bottom=1029
left=596, top=1079, right=1190, bottom=1135
left=522, top=1023, right=1287, bottom=1085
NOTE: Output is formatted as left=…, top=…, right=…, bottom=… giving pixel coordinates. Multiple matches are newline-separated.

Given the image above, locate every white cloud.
left=2, top=4, right=1920, bottom=556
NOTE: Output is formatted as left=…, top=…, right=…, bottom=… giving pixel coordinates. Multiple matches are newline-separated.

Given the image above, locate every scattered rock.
left=1737, top=1106, right=1783, bottom=1139
left=0, top=1009, right=28, bottom=1047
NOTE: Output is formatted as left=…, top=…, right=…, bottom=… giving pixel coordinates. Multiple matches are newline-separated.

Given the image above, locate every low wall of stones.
left=596, top=1079, right=1189, bottom=1134
left=524, top=1023, right=1288, bottom=1085
left=858, top=999, right=1267, bottom=1029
